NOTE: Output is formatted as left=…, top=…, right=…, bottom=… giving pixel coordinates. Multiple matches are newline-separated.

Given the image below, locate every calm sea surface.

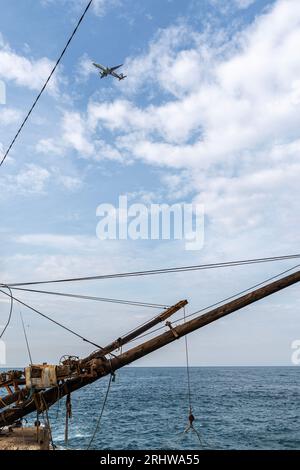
left=1, top=367, right=300, bottom=450
left=46, top=367, right=300, bottom=450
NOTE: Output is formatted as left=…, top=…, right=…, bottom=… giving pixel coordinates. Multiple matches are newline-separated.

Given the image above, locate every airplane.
left=93, top=63, right=127, bottom=81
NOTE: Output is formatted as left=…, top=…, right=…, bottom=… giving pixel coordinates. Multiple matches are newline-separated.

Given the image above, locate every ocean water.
left=1, top=367, right=299, bottom=450
left=40, top=367, right=300, bottom=450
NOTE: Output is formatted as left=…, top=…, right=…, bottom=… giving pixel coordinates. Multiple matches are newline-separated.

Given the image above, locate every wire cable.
left=2, top=253, right=300, bottom=287
left=20, top=311, right=33, bottom=365
left=0, top=0, right=94, bottom=168
left=183, top=262, right=300, bottom=322
left=8, top=286, right=169, bottom=309
left=126, top=263, right=300, bottom=344
left=0, top=288, right=104, bottom=350
left=184, top=307, right=192, bottom=413
left=0, top=286, right=14, bottom=339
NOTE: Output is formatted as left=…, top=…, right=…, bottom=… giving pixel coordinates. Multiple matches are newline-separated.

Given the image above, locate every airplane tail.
left=119, top=75, right=127, bottom=81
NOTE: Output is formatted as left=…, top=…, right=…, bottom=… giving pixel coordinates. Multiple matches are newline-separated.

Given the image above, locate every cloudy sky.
left=0, top=0, right=299, bottom=367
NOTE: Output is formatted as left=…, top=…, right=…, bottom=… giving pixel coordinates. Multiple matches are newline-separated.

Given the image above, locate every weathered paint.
left=25, top=365, right=57, bottom=389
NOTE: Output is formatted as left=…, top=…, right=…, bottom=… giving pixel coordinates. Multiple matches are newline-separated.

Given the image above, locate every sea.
left=2, top=367, right=300, bottom=450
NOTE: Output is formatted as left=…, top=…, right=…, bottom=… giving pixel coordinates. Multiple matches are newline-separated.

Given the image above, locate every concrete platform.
left=0, top=426, right=50, bottom=450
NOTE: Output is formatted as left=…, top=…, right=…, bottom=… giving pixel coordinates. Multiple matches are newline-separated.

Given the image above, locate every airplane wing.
left=111, top=71, right=122, bottom=79
left=93, top=63, right=106, bottom=71
left=110, top=64, right=123, bottom=72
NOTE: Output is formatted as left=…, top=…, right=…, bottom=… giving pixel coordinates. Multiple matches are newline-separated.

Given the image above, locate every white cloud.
left=14, top=233, right=97, bottom=251
left=62, top=110, right=123, bottom=160
left=56, top=172, right=82, bottom=191
left=235, top=0, right=256, bottom=9
left=41, top=0, right=121, bottom=17
left=9, top=1, right=298, bottom=256
left=0, top=108, right=22, bottom=126
left=210, top=0, right=256, bottom=12
left=62, top=111, right=95, bottom=157
left=52, top=0, right=300, bottom=255
left=36, top=138, right=65, bottom=156
left=37, top=110, right=124, bottom=162
left=92, top=0, right=121, bottom=16
left=0, top=164, right=51, bottom=195
left=2, top=0, right=300, bottom=367
left=83, top=0, right=300, bottom=167
left=76, top=53, right=96, bottom=82
left=121, top=23, right=211, bottom=97
left=0, top=163, right=82, bottom=197
left=0, top=36, right=61, bottom=94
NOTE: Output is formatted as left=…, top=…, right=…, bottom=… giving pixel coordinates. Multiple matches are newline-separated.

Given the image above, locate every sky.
left=0, top=0, right=299, bottom=367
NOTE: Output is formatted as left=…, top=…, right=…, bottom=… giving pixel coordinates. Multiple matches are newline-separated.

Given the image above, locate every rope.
left=0, top=0, right=94, bottom=168
left=9, top=286, right=169, bottom=310
left=20, top=311, right=33, bottom=365
left=2, top=253, right=300, bottom=287
left=65, top=394, right=72, bottom=445
left=184, top=307, right=192, bottom=412
left=126, top=262, right=300, bottom=345
left=182, top=306, right=204, bottom=449
left=109, top=301, right=181, bottom=346
left=86, top=374, right=113, bottom=450
left=183, top=262, right=300, bottom=323
left=0, top=286, right=14, bottom=339
left=0, top=288, right=105, bottom=351
left=54, top=386, right=62, bottom=421
left=40, top=393, right=56, bottom=450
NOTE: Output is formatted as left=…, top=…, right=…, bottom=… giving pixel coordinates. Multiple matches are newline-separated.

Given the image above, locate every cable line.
left=0, top=0, right=94, bottom=168
left=0, top=286, right=14, bottom=339
left=183, top=262, right=300, bottom=323
left=2, top=253, right=300, bottom=287
left=184, top=307, right=192, bottom=414
left=182, top=306, right=204, bottom=448
left=0, top=288, right=104, bottom=350
left=20, top=311, right=33, bottom=365
left=8, top=286, right=169, bottom=309
left=126, top=263, right=300, bottom=344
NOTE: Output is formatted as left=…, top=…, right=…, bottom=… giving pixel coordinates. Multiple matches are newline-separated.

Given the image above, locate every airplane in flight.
left=93, top=63, right=127, bottom=81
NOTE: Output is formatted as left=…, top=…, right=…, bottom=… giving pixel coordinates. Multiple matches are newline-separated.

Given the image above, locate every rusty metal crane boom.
left=0, top=270, right=299, bottom=427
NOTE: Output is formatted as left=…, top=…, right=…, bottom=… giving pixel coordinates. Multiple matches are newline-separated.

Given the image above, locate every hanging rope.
left=184, top=307, right=192, bottom=413
left=182, top=306, right=204, bottom=448
left=0, top=288, right=106, bottom=351
left=54, top=386, right=62, bottom=421
left=65, top=394, right=72, bottom=445
left=0, top=286, right=14, bottom=339
left=86, top=374, right=113, bottom=450
left=36, top=392, right=56, bottom=450
left=20, top=311, right=33, bottom=365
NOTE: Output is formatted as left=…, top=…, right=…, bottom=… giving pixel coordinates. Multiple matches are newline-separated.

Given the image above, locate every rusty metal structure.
left=0, top=371, right=24, bottom=396
left=0, top=270, right=299, bottom=430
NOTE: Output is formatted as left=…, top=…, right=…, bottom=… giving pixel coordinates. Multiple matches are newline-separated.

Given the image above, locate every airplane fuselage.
left=93, top=62, right=127, bottom=81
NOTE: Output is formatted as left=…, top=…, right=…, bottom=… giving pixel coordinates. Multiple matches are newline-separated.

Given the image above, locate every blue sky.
left=0, top=0, right=300, bottom=367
